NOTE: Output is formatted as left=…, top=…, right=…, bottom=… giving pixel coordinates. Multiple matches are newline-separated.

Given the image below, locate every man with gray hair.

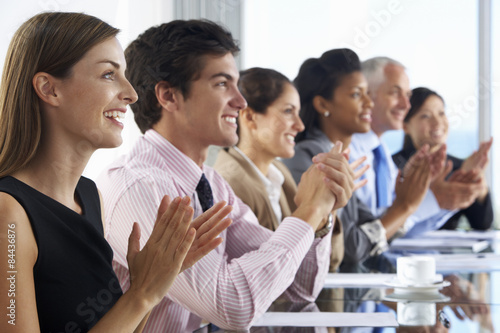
left=349, top=57, right=477, bottom=236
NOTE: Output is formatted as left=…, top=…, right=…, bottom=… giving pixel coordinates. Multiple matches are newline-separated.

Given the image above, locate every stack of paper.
left=432, top=253, right=500, bottom=272
left=389, top=237, right=490, bottom=253
left=423, top=230, right=500, bottom=241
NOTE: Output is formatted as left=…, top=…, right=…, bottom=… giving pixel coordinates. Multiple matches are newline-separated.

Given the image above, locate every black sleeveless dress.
left=0, top=176, right=122, bottom=332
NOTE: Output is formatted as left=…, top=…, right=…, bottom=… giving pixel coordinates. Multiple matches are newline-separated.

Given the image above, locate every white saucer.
left=384, top=276, right=450, bottom=292
left=383, top=292, right=451, bottom=303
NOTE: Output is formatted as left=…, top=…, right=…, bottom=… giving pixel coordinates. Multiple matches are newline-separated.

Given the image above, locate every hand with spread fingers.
left=294, top=141, right=369, bottom=233
left=126, top=196, right=231, bottom=307
left=294, top=153, right=339, bottom=230
left=430, top=160, right=484, bottom=211
left=310, top=142, right=369, bottom=211
left=309, top=141, right=356, bottom=211
left=424, top=140, right=481, bottom=211
left=126, top=196, right=195, bottom=307
left=381, top=145, right=432, bottom=238
left=395, top=144, right=432, bottom=213
left=454, top=137, right=492, bottom=204
left=349, top=156, right=370, bottom=193
left=428, top=143, right=447, bottom=181
left=460, top=138, right=492, bottom=173
left=340, top=146, right=370, bottom=192
left=181, top=201, right=233, bottom=271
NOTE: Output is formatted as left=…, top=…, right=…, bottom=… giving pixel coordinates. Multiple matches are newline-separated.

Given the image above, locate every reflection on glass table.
left=196, top=229, right=500, bottom=333
left=334, top=273, right=493, bottom=332
left=194, top=300, right=495, bottom=333
left=194, top=272, right=496, bottom=333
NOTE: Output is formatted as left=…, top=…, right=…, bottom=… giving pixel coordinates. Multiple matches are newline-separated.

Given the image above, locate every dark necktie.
left=372, top=145, right=390, bottom=208
left=196, top=174, right=214, bottom=212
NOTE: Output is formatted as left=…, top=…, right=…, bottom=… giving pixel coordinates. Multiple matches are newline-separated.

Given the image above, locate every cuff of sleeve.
left=359, top=219, right=389, bottom=256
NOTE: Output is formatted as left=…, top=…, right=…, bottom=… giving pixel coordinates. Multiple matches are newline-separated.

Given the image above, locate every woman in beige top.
left=213, top=67, right=361, bottom=273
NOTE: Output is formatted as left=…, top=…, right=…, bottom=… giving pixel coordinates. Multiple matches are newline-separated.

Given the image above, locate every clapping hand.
left=126, top=196, right=231, bottom=307
left=460, top=138, right=492, bottom=173
left=181, top=201, right=232, bottom=271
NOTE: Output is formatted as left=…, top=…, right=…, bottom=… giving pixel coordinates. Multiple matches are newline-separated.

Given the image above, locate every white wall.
left=242, top=0, right=479, bottom=157
left=0, top=0, right=491, bottom=186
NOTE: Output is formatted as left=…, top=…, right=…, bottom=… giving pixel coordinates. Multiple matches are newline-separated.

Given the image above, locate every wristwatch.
left=315, top=213, right=333, bottom=238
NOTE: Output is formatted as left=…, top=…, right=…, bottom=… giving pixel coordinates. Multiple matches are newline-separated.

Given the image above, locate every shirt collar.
left=143, top=129, right=204, bottom=195
left=352, top=130, right=382, bottom=151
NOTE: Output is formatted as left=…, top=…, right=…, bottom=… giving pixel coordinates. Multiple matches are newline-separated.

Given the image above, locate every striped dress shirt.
left=96, top=129, right=331, bottom=333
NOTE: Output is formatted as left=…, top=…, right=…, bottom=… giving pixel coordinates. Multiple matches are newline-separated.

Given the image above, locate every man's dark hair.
left=125, top=19, right=240, bottom=133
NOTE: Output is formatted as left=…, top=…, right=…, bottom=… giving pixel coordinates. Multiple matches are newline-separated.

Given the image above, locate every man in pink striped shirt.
left=97, top=20, right=357, bottom=332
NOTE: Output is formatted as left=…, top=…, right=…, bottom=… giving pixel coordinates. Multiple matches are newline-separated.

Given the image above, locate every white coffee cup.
left=397, top=302, right=436, bottom=326
left=397, top=256, right=436, bottom=286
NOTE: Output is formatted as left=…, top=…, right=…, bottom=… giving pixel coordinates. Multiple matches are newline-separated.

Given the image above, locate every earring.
left=324, top=111, right=330, bottom=117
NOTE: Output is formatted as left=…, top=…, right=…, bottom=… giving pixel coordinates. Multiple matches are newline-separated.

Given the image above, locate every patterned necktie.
left=372, top=144, right=390, bottom=208
left=196, top=174, right=214, bottom=212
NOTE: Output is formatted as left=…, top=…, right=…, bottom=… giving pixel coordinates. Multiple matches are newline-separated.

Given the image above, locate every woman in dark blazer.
left=393, top=87, right=493, bottom=230
left=284, top=49, right=434, bottom=274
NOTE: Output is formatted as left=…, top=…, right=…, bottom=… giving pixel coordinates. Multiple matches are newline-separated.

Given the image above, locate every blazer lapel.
left=226, top=148, right=280, bottom=230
